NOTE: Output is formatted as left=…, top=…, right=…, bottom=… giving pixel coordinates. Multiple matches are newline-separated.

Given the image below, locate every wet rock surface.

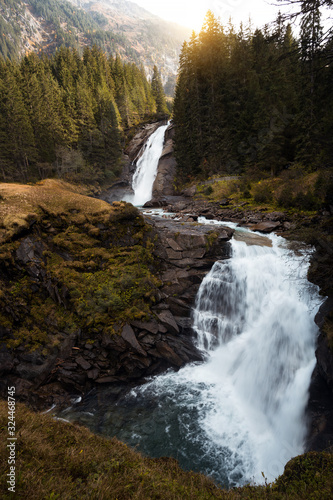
left=152, top=123, right=176, bottom=198
left=307, top=297, right=333, bottom=452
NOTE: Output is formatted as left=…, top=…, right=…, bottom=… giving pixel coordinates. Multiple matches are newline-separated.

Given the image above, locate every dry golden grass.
left=0, top=180, right=113, bottom=242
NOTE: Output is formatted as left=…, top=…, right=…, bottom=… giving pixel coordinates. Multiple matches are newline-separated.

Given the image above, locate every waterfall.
left=115, top=230, right=322, bottom=486
left=189, top=233, right=321, bottom=483
left=58, top=228, right=323, bottom=488
left=128, top=123, right=169, bottom=206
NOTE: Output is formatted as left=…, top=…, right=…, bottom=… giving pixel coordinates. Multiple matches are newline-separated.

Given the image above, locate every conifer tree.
left=151, top=65, right=168, bottom=116
left=0, top=62, right=36, bottom=180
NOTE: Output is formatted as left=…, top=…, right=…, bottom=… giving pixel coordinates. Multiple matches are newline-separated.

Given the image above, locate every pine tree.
left=151, top=65, right=168, bottom=117
left=0, top=62, right=36, bottom=181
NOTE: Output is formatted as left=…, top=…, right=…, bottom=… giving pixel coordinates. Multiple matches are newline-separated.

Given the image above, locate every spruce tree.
left=151, top=65, right=168, bottom=117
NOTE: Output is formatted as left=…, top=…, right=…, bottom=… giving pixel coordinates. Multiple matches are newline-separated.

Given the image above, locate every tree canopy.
left=173, top=9, right=333, bottom=180
left=0, top=46, right=168, bottom=184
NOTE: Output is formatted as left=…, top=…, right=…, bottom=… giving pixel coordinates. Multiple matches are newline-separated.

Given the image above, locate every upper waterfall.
left=128, top=122, right=169, bottom=206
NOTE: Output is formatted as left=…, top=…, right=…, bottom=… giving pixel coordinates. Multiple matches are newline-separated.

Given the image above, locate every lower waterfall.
left=58, top=228, right=322, bottom=487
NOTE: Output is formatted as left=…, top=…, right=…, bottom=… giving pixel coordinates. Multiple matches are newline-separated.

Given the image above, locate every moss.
left=273, top=452, right=333, bottom=499
left=205, top=231, right=219, bottom=250
left=53, top=226, right=100, bottom=253
left=0, top=180, right=161, bottom=352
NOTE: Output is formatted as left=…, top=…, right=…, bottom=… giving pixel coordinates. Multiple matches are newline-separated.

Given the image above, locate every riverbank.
left=0, top=178, right=332, bottom=496
left=0, top=180, right=234, bottom=411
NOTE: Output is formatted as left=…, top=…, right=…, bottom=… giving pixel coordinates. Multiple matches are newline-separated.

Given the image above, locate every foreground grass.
left=0, top=402, right=332, bottom=499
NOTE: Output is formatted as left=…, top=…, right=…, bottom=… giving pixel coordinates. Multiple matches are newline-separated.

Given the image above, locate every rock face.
left=152, top=122, right=176, bottom=198
left=0, top=193, right=233, bottom=411
left=307, top=297, right=333, bottom=452
left=149, top=217, right=233, bottom=318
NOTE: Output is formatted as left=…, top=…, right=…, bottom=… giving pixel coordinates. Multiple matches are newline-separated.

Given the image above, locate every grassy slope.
left=0, top=402, right=333, bottom=499
left=0, top=179, right=159, bottom=353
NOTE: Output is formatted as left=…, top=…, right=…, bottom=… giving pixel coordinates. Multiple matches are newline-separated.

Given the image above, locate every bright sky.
left=133, top=0, right=282, bottom=31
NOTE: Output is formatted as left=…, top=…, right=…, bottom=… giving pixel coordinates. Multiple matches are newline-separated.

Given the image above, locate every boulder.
left=75, top=355, right=92, bottom=371
left=143, top=198, right=168, bottom=208
left=130, top=320, right=159, bottom=335
left=157, top=311, right=179, bottom=335
left=121, top=324, right=147, bottom=357
left=183, top=185, right=197, bottom=197
left=249, top=221, right=281, bottom=233
left=155, top=341, right=183, bottom=367
left=233, top=231, right=272, bottom=247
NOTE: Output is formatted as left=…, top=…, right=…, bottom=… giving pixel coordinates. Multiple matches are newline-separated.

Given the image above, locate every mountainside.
left=0, top=0, right=190, bottom=93
left=68, top=0, right=191, bottom=83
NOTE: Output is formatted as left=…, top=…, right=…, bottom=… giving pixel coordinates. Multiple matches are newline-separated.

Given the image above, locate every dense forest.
left=0, top=46, right=168, bottom=183
left=173, top=4, right=333, bottom=188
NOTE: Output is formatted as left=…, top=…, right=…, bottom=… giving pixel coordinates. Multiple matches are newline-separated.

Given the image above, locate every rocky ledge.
left=0, top=182, right=234, bottom=411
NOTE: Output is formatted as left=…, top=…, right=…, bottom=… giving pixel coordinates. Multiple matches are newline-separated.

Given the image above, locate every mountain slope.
left=66, top=0, right=190, bottom=76
left=0, top=0, right=190, bottom=93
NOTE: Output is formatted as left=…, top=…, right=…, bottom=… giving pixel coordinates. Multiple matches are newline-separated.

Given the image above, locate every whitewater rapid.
left=56, top=220, right=323, bottom=487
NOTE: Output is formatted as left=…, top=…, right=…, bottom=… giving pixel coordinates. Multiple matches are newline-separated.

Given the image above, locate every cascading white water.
left=128, top=123, right=169, bottom=206
left=190, top=234, right=321, bottom=482
left=121, top=230, right=322, bottom=486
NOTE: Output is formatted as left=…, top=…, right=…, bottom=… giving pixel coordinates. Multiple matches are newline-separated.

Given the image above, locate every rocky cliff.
left=0, top=179, right=233, bottom=410
left=100, top=121, right=166, bottom=203
left=152, top=122, right=177, bottom=198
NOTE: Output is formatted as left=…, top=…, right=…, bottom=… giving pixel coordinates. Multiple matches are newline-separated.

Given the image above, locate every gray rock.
left=130, top=320, right=159, bottom=334
left=87, top=368, right=100, bottom=380
left=249, top=221, right=281, bottom=233
left=121, top=324, right=147, bottom=356
left=157, top=311, right=179, bottom=335
left=166, top=238, right=183, bottom=252
left=183, top=185, right=197, bottom=197
left=76, top=356, right=92, bottom=371
left=156, top=341, right=183, bottom=367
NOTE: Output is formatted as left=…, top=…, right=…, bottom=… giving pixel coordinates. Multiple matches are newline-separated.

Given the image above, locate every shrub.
left=253, top=182, right=273, bottom=204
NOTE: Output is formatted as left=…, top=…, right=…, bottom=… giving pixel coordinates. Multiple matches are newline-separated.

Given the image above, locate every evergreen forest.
left=0, top=46, right=168, bottom=184
left=173, top=5, right=333, bottom=189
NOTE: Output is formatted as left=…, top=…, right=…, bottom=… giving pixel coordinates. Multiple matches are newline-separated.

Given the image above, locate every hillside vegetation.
left=0, top=0, right=189, bottom=92
left=0, top=180, right=160, bottom=354
left=173, top=8, right=333, bottom=190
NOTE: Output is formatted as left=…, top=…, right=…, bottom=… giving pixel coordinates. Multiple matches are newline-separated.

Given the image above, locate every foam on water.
left=57, top=221, right=323, bottom=487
